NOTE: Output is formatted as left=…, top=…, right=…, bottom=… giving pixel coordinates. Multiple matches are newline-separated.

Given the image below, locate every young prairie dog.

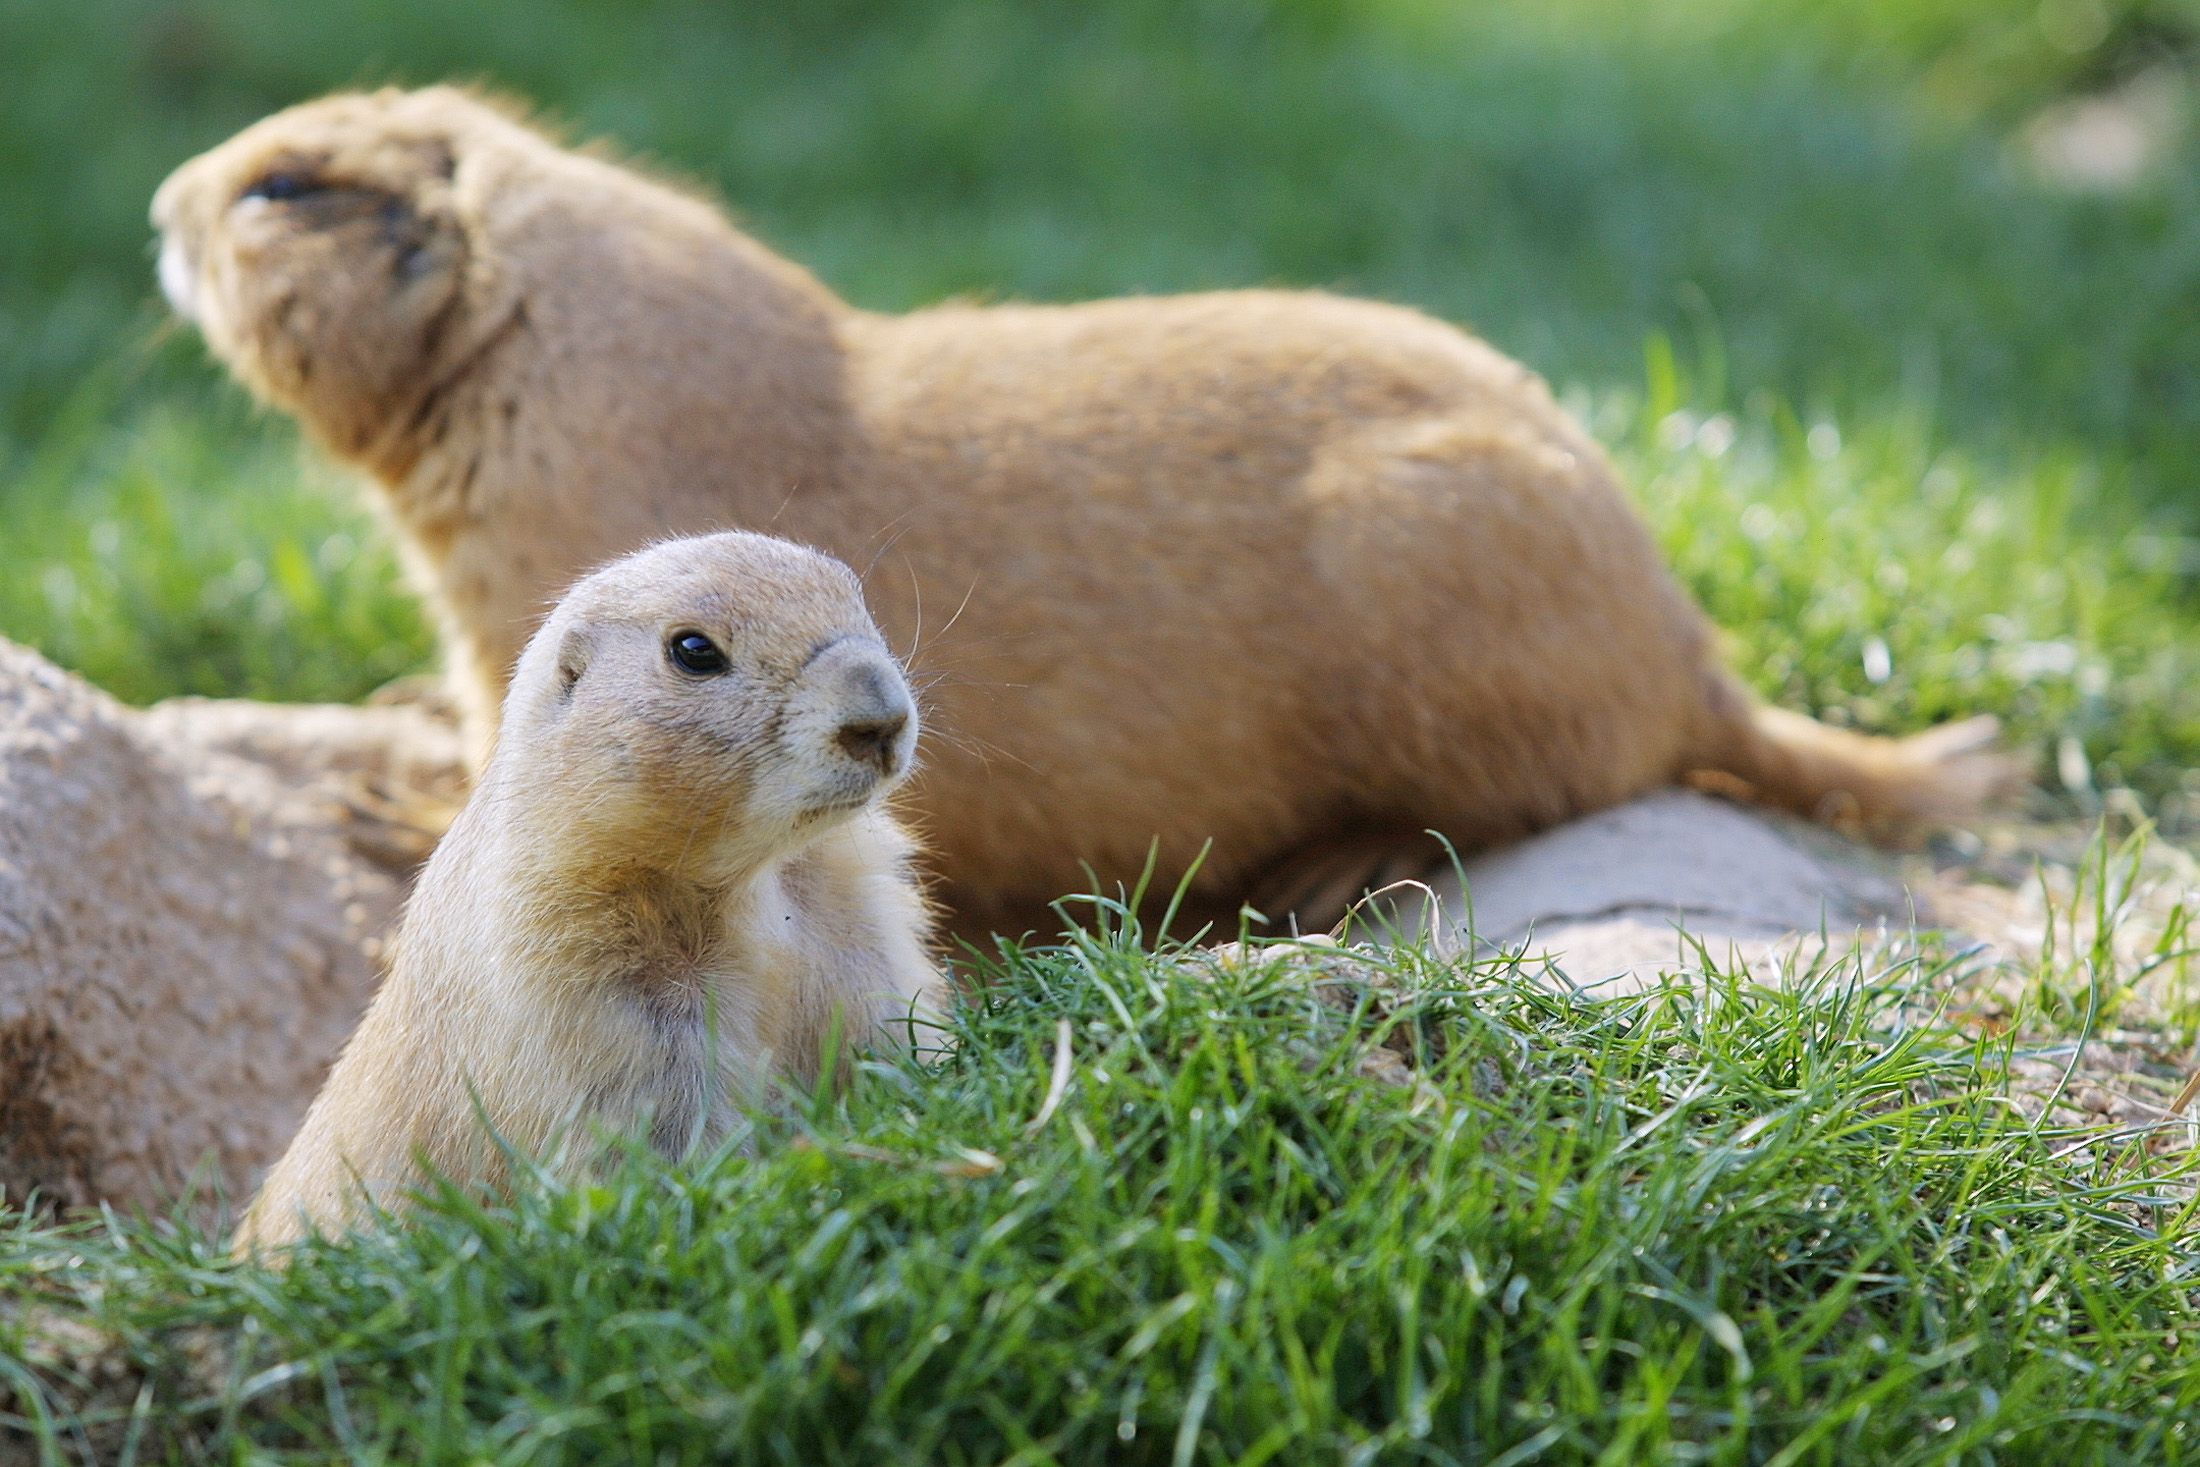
left=154, top=87, right=2014, bottom=935
left=235, top=532, right=944, bottom=1252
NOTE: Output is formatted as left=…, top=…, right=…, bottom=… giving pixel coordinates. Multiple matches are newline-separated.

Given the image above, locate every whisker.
left=764, top=483, right=801, bottom=527
left=901, top=557, right=924, bottom=669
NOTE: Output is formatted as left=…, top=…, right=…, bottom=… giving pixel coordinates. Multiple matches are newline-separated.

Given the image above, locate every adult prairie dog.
left=236, top=532, right=943, bottom=1252
left=154, top=87, right=2014, bottom=934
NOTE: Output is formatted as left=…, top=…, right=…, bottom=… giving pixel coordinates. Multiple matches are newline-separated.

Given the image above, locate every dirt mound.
left=0, top=640, right=461, bottom=1215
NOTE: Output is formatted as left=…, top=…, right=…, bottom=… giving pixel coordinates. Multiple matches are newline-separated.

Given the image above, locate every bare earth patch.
left=0, top=640, right=461, bottom=1217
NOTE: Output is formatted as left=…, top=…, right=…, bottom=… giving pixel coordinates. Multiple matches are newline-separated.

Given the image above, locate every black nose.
left=836, top=710, right=909, bottom=774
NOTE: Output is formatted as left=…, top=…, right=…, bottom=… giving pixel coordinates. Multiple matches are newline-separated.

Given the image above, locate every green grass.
left=7, top=0, right=2200, bottom=1460
left=8, top=914, right=2200, bottom=1463
left=0, top=382, right=424, bottom=706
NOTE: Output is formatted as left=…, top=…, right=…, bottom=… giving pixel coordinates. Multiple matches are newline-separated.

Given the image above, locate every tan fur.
left=155, top=87, right=2016, bottom=935
left=234, top=532, right=943, bottom=1252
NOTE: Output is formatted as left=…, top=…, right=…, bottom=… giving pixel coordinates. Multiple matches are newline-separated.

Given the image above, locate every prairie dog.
left=154, top=87, right=2014, bottom=933
left=235, top=532, right=943, bottom=1251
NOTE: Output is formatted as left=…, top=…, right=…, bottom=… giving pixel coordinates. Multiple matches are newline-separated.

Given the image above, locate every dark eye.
left=667, top=631, right=728, bottom=677
left=242, top=171, right=323, bottom=203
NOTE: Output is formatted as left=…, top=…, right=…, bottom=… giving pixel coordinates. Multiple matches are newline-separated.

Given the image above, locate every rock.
left=1374, top=790, right=1933, bottom=994
left=0, top=640, right=463, bottom=1215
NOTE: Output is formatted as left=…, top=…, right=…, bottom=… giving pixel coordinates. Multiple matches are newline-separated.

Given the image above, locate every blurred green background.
left=3, top=0, right=2198, bottom=821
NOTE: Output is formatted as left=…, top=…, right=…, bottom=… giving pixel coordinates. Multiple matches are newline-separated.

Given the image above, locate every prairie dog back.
left=157, top=87, right=2016, bottom=935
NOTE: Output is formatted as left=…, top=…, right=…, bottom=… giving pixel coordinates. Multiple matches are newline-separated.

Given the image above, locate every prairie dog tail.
left=1688, top=677, right=2023, bottom=833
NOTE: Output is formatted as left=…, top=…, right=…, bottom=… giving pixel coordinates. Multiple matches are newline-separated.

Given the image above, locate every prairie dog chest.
left=589, top=979, right=722, bottom=1159
left=581, top=879, right=811, bottom=1157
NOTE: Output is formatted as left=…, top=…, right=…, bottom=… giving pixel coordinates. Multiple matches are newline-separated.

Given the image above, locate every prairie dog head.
left=150, top=86, right=537, bottom=461
left=494, top=532, right=918, bottom=886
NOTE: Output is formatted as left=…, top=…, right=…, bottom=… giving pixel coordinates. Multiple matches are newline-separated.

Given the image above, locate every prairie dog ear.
left=385, top=136, right=459, bottom=219
left=384, top=190, right=466, bottom=295
left=413, top=135, right=458, bottom=185
left=554, top=624, right=596, bottom=695
left=375, top=134, right=460, bottom=240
